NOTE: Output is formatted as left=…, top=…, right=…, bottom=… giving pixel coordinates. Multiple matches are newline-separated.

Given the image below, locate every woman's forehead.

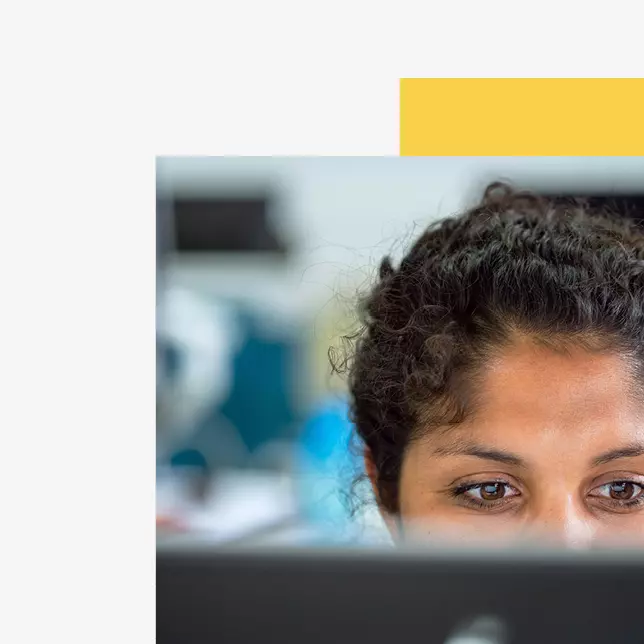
left=413, top=342, right=644, bottom=460
left=476, top=340, right=638, bottom=419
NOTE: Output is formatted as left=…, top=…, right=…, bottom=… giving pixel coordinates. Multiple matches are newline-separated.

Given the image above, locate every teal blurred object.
left=296, top=398, right=361, bottom=538
left=219, top=309, right=301, bottom=453
left=159, top=299, right=301, bottom=469
left=169, top=448, right=209, bottom=472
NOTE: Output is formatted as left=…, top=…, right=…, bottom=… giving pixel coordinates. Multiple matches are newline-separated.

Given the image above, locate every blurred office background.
left=156, top=156, right=644, bottom=546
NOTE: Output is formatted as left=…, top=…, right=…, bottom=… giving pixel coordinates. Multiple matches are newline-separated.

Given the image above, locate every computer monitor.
left=157, top=544, right=644, bottom=644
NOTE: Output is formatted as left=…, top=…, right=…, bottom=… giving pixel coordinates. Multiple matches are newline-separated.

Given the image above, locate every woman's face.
left=396, top=339, right=644, bottom=548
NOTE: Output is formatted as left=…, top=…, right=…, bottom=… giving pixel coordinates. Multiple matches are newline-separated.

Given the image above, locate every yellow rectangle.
left=400, top=78, right=644, bottom=156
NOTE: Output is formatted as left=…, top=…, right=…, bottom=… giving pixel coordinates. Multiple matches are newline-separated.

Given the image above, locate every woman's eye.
left=591, top=481, right=644, bottom=502
left=464, top=482, right=519, bottom=502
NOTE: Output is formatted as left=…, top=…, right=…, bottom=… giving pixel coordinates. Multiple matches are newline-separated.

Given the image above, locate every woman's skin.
left=378, top=335, right=644, bottom=548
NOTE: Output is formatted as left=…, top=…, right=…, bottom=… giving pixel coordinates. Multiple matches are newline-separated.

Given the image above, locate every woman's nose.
left=529, top=494, right=595, bottom=549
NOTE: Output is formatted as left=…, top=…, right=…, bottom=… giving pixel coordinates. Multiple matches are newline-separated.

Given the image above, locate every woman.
left=346, top=184, right=644, bottom=547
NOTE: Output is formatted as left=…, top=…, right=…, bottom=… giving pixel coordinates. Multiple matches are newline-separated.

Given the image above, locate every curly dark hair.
left=346, top=183, right=644, bottom=514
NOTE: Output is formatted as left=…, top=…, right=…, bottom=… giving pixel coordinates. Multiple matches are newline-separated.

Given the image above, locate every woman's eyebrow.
left=591, top=444, right=644, bottom=467
left=433, top=443, right=525, bottom=467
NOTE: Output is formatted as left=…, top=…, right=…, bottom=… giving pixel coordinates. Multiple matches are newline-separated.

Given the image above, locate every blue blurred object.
left=300, top=399, right=354, bottom=461
left=296, top=397, right=361, bottom=536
